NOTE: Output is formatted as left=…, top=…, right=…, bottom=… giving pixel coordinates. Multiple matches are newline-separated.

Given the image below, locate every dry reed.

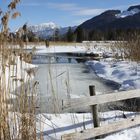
left=0, top=1, right=43, bottom=140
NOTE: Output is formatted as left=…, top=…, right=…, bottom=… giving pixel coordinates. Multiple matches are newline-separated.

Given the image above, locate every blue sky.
left=0, top=0, right=140, bottom=31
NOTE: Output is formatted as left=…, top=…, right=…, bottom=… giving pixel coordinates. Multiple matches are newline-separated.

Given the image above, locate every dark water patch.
left=32, top=55, right=78, bottom=64
left=82, top=69, right=90, bottom=73
left=32, top=52, right=99, bottom=64
left=87, top=64, right=121, bottom=91
left=101, top=79, right=121, bottom=91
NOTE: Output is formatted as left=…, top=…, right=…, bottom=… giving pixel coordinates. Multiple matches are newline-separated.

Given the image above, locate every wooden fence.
left=61, top=86, right=140, bottom=140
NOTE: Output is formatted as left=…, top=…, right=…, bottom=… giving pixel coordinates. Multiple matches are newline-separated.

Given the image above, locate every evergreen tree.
left=75, top=27, right=84, bottom=42
left=66, top=27, right=74, bottom=42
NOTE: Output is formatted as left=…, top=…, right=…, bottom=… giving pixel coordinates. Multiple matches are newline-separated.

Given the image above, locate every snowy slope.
left=28, top=22, right=59, bottom=38
left=28, top=22, right=77, bottom=39
left=28, top=22, right=59, bottom=33
left=116, top=8, right=140, bottom=18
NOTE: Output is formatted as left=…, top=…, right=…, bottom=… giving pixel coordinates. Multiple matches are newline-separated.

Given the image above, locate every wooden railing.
left=61, top=86, right=140, bottom=140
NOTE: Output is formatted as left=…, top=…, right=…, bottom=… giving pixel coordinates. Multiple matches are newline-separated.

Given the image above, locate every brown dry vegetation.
left=0, top=1, right=43, bottom=140
left=112, top=34, right=140, bottom=62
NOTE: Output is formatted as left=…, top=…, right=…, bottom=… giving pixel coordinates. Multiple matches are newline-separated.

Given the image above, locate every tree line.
left=75, top=27, right=140, bottom=42
left=7, top=25, right=140, bottom=43
left=49, top=27, right=140, bottom=42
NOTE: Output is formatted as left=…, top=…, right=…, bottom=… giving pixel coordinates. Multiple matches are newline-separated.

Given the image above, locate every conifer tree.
left=66, top=27, right=74, bottom=42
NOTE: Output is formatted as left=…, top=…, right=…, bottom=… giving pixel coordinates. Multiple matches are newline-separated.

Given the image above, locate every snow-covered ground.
left=28, top=43, right=140, bottom=91
left=27, top=43, right=109, bottom=55
left=87, top=59, right=140, bottom=91
left=1, top=55, right=37, bottom=99
left=5, top=56, right=37, bottom=92
left=36, top=111, right=140, bottom=140
left=4, top=43, right=140, bottom=140
left=26, top=44, right=140, bottom=140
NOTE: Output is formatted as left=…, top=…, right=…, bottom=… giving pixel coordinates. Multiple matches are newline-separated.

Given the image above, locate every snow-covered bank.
left=27, top=44, right=111, bottom=56
left=87, top=59, right=140, bottom=91
left=24, top=44, right=140, bottom=140
left=37, top=111, right=140, bottom=140
left=29, top=44, right=140, bottom=140
left=3, top=56, right=37, bottom=97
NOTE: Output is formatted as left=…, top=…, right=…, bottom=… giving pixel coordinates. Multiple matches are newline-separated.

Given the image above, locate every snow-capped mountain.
left=116, top=8, right=140, bottom=18
left=77, top=4, right=140, bottom=31
left=28, top=22, right=60, bottom=33
left=28, top=22, right=77, bottom=39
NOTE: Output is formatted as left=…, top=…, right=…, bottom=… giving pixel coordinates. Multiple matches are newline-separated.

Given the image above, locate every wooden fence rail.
left=62, top=89, right=140, bottom=111
left=61, top=88, right=140, bottom=140
left=62, top=115, right=140, bottom=140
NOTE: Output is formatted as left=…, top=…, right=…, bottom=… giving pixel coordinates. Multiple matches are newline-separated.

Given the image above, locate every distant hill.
left=77, top=4, right=140, bottom=31
left=79, top=10, right=121, bottom=30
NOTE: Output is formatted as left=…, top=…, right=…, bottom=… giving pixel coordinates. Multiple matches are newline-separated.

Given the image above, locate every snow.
left=28, top=22, right=60, bottom=32
left=116, top=8, right=140, bottom=18
left=4, top=42, right=140, bottom=140
left=36, top=111, right=140, bottom=140
left=39, top=22, right=60, bottom=29
left=3, top=56, right=37, bottom=98
left=28, top=22, right=60, bottom=38
left=36, top=45, right=88, bottom=54
left=28, top=22, right=76, bottom=38
left=37, top=113, right=92, bottom=139
left=27, top=43, right=107, bottom=55
left=29, top=43, right=140, bottom=140
left=28, top=43, right=140, bottom=91
left=87, top=59, right=140, bottom=91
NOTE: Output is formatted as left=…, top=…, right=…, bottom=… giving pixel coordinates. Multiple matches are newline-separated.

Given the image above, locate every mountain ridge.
left=28, top=22, right=77, bottom=39
left=77, top=4, right=140, bottom=31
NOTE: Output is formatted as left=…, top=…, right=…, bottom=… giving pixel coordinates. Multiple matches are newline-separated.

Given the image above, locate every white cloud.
left=47, top=3, right=82, bottom=11
left=48, top=2, right=106, bottom=17
left=74, top=8, right=106, bottom=16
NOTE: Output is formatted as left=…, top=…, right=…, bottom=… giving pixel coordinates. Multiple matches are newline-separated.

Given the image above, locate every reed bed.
left=111, top=34, right=140, bottom=61
left=0, top=1, right=44, bottom=139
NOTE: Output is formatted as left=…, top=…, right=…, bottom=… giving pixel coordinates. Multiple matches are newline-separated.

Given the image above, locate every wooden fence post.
left=61, top=88, right=140, bottom=140
left=89, top=85, right=100, bottom=128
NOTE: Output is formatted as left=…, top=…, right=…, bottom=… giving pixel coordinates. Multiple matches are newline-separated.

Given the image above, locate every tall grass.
left=112, top=33, right=140, bottom=61
left=0, top=1, right=43, bottom=139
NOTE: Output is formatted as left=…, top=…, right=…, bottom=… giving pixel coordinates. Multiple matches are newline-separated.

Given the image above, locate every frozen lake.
left=33, top=56, right=120, bottom=113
